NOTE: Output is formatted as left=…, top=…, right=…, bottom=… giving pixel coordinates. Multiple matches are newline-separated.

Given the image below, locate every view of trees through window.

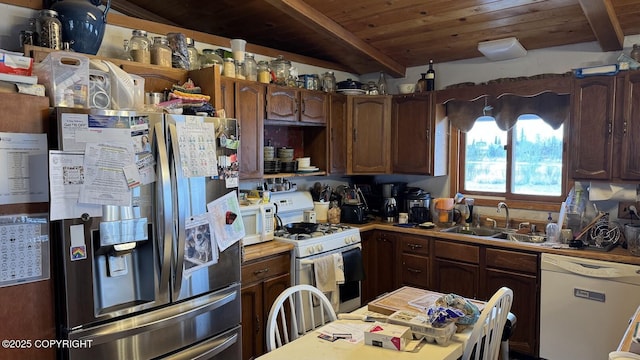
left=464, top=114, right=563, bottom=196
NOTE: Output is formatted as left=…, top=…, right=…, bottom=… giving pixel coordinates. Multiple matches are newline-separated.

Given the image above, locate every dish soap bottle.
left=545, top=212, right=560, bottom=243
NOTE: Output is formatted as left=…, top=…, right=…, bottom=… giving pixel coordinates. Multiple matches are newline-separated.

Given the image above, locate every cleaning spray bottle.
left=545, top=212, right=560, bottom=243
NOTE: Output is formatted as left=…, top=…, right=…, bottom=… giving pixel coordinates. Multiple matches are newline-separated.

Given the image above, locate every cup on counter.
left=625, top=224, right=640, bottom=256
left=398, top=212, right=409, bottom=224
left=313, top=201, right=329, bottom=222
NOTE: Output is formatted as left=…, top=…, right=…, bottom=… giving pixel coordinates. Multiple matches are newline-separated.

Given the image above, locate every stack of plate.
left=264, top=146, right=275, bottom=161
left=296, top=157, right=319, bottom=172
left=277, top=147, right=294, bottom=162
left=264, top=159, right=280, bottom=174
left=280, top=161, right=297, bottom=173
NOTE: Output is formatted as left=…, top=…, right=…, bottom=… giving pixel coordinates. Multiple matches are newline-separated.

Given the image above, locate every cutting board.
left=367, top=286, right=440, bottom=315
left=367, top=286, right=485, bottom=315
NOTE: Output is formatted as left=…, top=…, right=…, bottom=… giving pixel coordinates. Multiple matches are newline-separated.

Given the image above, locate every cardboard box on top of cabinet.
left=364, top=322, right=421, bottom=351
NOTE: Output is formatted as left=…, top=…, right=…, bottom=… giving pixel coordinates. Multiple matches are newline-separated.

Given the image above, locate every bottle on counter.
left=129, top=29, right=151, bottom=64
left=426, top=59, right=435, bottom=91
left=416, top=73, right=427, bottom=93
left=545, top=212, right=560, bottom=243
left=378, top=72, right=388, bottom=95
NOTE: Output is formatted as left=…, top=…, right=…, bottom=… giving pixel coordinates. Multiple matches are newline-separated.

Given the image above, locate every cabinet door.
left=236, top=82, right=266, bottom=179
left=400, top=253, right=429, bottom=289
left=433, top=259, right=479, bottom=299
left=392, top=95, right=432, bottom=174
left=241, top=282, right=263, bottom=360
left=620, top=72, right=640, bottom=179
left=486, top=269, right=538, bottom=357
left=348, top=96, right=391, bottom=174
left=360, top=230, right=396, bottom=304
left=220, top=77, right=236, bottom=118
left=328, top=94, right=348, bottom=174
left=266, top=86, right=298, bottom=122
left=570, top=76, right=615, bottom=180
left=300, top=89, right=327, bottom=124
left=360, top=231, right=376, bottom=304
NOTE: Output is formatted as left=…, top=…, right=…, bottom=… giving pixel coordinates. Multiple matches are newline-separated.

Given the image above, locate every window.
left=462, top=114, right=564, bottom=199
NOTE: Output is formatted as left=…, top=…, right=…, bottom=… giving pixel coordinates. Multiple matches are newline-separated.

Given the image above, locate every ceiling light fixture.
left=477, top=37, right=527, bottom=61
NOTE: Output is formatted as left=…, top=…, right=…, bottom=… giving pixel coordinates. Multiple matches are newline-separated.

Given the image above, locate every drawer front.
left=434, top=240, right=479, bottom=263
left=486, top=248, right=537, bottom=274
left=400, top=253, right=429, bottom=288
left=242, top=253, right=291, bottom=284
left=399, top=235, right=429, bottom=256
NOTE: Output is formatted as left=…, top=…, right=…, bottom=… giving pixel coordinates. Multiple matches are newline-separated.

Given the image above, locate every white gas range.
left=271, top=191, right=362, bottom=314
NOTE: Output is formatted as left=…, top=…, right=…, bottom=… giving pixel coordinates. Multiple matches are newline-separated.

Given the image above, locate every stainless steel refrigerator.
left=51, top=109, right=241, bottom=359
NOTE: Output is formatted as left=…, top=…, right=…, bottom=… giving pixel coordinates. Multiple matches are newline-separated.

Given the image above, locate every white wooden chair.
left=462, top=287, right=514, bottom=360
left=266, top=284, right=337, bottom=352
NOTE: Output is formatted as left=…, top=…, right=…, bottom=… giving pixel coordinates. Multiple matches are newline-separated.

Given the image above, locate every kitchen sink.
left=441, top=225, right=508, bottom=237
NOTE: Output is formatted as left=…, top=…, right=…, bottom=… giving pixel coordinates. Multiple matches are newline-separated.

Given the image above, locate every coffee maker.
left=381, top=183, right=405, bottom=222
left=403, top=187, right=431, bottom=224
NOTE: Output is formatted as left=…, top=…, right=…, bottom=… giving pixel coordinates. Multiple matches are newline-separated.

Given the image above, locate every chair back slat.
left=463, top=287, right=513, bottom=360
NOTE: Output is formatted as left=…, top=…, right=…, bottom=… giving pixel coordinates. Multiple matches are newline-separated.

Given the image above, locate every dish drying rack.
left=576, top=212, right=621, bottom=251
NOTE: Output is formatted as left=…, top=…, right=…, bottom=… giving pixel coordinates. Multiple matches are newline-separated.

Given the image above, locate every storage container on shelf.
left=151, top=36, right=172, bottom=67
left=186, top=37, right=200, bottom=70
left=129, top=29, right=151, bottom=64
left=34, top=51, right=89, bottom=108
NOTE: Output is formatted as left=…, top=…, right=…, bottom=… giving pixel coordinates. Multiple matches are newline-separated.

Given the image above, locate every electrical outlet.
left=618, top=201, right=640, bottom=219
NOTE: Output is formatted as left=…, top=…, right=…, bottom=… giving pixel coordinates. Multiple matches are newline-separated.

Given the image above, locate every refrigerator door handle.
left=154, top=121, right=173, bottom=294
left=168, top=122, right=187, bottom=297
left=70, top=287, right=237, bottom=343
left=165, top=330, right=239, bottom=360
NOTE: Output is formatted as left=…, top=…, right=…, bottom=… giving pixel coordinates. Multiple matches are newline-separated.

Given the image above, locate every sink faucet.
left=497, top=202, right=510, bottom=229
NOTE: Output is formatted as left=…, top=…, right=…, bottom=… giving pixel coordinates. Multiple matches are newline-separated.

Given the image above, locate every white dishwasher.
left=540, top=253, right=640, bottom=360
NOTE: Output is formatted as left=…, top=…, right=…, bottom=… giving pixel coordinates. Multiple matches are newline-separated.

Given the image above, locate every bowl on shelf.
left=398, top=83, right=416, bottom=94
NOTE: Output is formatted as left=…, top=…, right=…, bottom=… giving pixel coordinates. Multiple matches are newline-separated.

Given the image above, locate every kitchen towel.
left=333, top=253, right=345, bottom=284
left=313, top=254, right=339, bottom=310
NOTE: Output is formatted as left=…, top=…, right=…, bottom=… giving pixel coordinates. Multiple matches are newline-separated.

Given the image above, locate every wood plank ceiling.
left=110, top=0, right=640, bottom=77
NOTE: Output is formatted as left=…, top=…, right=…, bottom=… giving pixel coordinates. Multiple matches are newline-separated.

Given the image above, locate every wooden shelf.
left=263, top=171, right=326, bottom=179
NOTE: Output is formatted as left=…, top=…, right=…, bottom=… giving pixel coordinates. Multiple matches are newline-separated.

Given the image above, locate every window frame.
left=456, top=117, right=570, bottom=205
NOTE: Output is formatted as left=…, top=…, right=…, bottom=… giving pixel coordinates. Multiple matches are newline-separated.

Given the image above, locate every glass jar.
left=322, top=71, right=336, bottom=92
left=118, top=39, right=134, bottom=61
left=244, top=53, right=257, bottom=81
left=38, top=9, right=62, bottom=50
left=377, top=72, right=388, bottom=95
left=223, top=57, right=236, bottom=78
left=632, top=44, right=640, bottom=62
left=186, top=37, right=200, bottom=70
left=235, top=61, right=246, bottom=80
left=200, top=49, right=223, bottom=70
left=257, top=60, right=271, bottom=84
left=129, top=29, right=151, bottom=64
left=270, top=55, right=291, bottom=85
left=151, top=36, right=172, bottom=67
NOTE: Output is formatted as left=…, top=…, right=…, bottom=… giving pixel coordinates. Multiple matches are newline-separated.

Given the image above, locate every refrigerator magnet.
left=69, top=224, right=87, bottom=261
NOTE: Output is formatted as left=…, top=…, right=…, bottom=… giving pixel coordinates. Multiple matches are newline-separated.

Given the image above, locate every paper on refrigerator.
left=206, top=191, right=245, bottom=252
left=78, top=142, right=134, bottom=207
left=0, top=132, right=48, bottom=205
left=176, top=121, right=218, bottom=178
left=48, top=151, right=102, bottom=221
left=184, top=213, right=219, bottom=276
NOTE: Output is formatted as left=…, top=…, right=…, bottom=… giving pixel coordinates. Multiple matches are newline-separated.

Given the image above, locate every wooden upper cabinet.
left=620, top=71, right=640, bottom=179
left=570, top=76, right=615, bottom=180
left=328, top=94, right=348, bottom=174
left=236, top=80, right=266, bottom=179
left=266, top=85, right=327, bottom=124
left=392, top=94, right=432, bottom=174
left=347, top=95, right=391, bottom=174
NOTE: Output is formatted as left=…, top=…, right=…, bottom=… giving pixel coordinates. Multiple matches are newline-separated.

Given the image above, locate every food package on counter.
left=388, top=310, right=457, bottom=346
left=364, top=322, right=421, bottom=351
left=435, top=293, right=481, bottom=328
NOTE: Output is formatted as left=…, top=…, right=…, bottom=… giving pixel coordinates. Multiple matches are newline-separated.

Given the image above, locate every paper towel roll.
left=588, top=182, right=638, bottom=201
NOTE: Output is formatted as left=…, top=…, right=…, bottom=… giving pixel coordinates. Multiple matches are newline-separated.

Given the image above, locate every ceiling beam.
left=264, top=0, right=406, bottom=77
left=578, top=0, right=624, bottom=51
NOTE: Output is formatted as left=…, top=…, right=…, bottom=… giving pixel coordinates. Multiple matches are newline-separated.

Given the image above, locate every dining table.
left=256, top=287, right=476, bottom=360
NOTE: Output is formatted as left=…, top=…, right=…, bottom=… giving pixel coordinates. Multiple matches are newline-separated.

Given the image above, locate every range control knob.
left=307, top=247, right=315, bottom=255
left=315, top=244, right=323, bottom=252
left=344, top=237, right=351, bottom=244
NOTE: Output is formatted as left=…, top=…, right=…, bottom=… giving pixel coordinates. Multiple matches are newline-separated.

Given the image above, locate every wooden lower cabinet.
left=432, top=240, right=480, bottom=299
left=397, top=234, right=430, bottom=289
left=241, top=252, right=291, bottom=360
left=361, top=230, right=397, bottom=304
left=485, top=248, right=539, bottom=357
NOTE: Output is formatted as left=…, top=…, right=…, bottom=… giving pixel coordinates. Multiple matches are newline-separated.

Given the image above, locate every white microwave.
left=240, top=203, right=276, bottom=246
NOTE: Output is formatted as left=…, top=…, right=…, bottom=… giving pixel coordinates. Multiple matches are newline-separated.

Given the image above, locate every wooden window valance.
left=446, top=92, right=570, bottom=132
